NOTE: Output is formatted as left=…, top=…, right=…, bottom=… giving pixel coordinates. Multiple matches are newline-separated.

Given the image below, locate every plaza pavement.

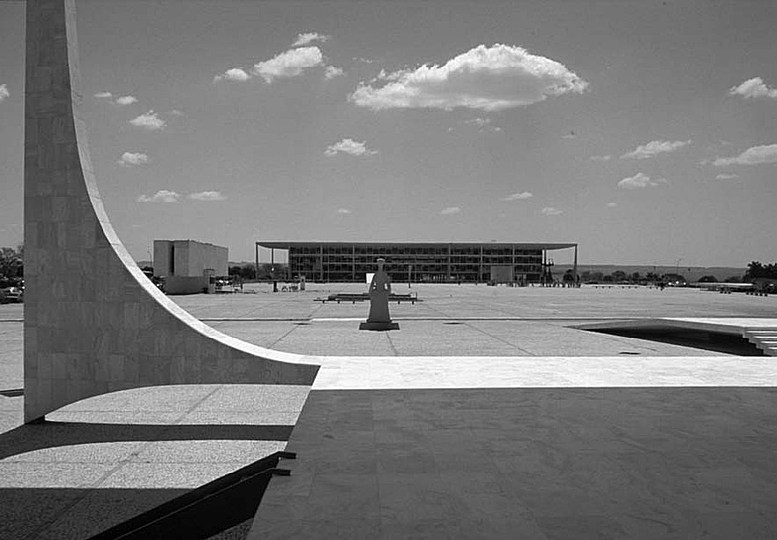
left=1, top=285, right=777, bottom=538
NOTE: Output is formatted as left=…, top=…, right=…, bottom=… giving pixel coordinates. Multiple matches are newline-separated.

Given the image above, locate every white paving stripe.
left=309, top=355, right=777, bottom=390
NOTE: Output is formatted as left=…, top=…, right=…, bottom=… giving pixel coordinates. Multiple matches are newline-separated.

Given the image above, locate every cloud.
left=502, top=191, right=533, bottom=201
left=541, top=207, right=563, bottom=216
left=590, top=155, right=611, bottom=161
left=129, top=110, right=166, bottom=130
left=440, top=206, right=461, bottom=215
left=337, top=208, right=352, bottom=214
left=0, top=84, right=9, bottom=102
left=137, top=190, right=180, bottom=203
left=324, top=138, right=378, bottom=157
left=712, top=144, right=777, bottom=167
left=213, top=67, right=250, bottom=83
left=94, top=91, right=113, bottom=99
left=465, top=117, right=502, bottom=132
left=606, top=202, right=618, bottom=208
left=189, top=191, right=227, bottom=201
left=617, top=172, right=667, bottom=189
left=252, top=46, right=324, bottom=83
left=117, top=152, right=149, bottom=166
left=562, top=131, right=576, bottom=139
left=729, top=77, right=777, bottom=99
left=324, top=65, right=344, bottom=80
left=349, top=43, right=588, bottom=112
left=620, top=140, right=690, bottom=159
left=115, top=95, right=138, bottom=105
left=169, top=109, right=185, bottom=116
left=293, top=32, right=330, bottom=47
left=715, top=173, right=739, bottom=180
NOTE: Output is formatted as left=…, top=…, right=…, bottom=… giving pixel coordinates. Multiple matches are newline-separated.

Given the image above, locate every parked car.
left=0, top=286, right=23, bottom=304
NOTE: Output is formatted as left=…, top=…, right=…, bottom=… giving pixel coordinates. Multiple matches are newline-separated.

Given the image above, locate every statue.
left=359, top=258, right=400, bottom=331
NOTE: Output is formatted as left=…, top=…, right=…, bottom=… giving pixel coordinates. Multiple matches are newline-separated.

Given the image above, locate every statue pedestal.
left=359, top=321, right=400, bottom=331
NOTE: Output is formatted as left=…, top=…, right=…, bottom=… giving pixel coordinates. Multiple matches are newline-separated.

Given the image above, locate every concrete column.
left=23, top=0, right=318, bottom=422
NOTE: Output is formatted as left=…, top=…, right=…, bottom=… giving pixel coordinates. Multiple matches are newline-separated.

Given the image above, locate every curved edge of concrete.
left=23, top=0, right=319, bottom=423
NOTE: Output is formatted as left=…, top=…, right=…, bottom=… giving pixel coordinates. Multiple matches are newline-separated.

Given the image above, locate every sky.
left=1, top=0, right=776, bottom=267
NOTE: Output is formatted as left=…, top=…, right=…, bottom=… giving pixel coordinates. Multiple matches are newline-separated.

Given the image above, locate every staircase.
left=744, top=330, right=777, bottom=356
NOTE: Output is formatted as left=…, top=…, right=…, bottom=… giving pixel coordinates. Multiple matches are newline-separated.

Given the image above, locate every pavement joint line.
left=463, top=320, right=535, bottom=356
left=267, top=322, right=304, bottom=350
left=385, top=332, right=399, bottom=356
left=87, top=385, right=225, bottom=498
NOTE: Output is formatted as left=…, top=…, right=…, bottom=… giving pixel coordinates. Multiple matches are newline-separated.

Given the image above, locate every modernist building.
left=256, top=242, right=578, bottom=284
left=154, top=240, right=228, bottom=294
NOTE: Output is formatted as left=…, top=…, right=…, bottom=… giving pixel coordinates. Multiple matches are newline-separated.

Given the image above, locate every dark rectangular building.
left=256, top=242, right=577, bottom=284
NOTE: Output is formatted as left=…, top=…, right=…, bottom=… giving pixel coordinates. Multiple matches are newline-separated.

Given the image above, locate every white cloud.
left=189, top=191, right=227, bottom=201
left=169, top=109, right=185, bottom=116
left=715, top=173, right=739, bottom=180
left=440, top=206, right=461, bottom=215
left=129, top=110, right=166, bottom=130
left=337, top=208, right=352, bottom=214
left=117, top=152, right=149, bottom=167
left=252, top=46, right=324, bottom=83
left=115, top=95, right=138, bottom=105
left=712, top=144, right=777, bottom=167
left=324, top=65, right=344, bottom=80
left=465, top=117, right=502, bottom=132
left=590, top=155, right=611, bottom=161
left=213, top=67, right=250, bottom=83
left=729, top=77, right=777, bottom=99
left=617, top=172, right=667, bottom=189
left=541, top=207, right=563, bottom=216
left=606, top=202, right=618, bottom=208
left=502, top=191, right=533, bottom=201
left=94, top=91, right=113, bottom=99
left=324, top=138, right=378, bottom=157
left=293, top=32, right=330, bottom=47
left=350, top=43, right=588, bottom=112
left=620, top=140, right=691, bottom=159
left=562, top=131, right=576, bottom=139
left=0, top=84, right=9, bottom=102
left=137, top=190, right=180, bottom=203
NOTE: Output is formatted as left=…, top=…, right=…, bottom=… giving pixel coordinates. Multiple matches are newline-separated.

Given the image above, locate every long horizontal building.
left=256, top=242, right=578, bottom=284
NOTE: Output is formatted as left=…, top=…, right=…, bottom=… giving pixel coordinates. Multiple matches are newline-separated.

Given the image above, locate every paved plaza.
left=2, top=285, right=777, bottom=538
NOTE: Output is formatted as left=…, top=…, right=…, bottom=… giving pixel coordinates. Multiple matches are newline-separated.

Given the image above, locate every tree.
left=229, top=264, right=257, bottom=280
left=630, top=272, right=641, bottom=283
left=745, top=261, right=777, bottom=280
left=563, top=269, right=575, bottom=283
left=698, top=275, right=718, bottom=283
left=611, top=270, right=628, bottom=282
left=0, top=245, right=23, bottom=287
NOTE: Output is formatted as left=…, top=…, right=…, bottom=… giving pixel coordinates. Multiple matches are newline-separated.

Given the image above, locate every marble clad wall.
left=23, top=0, right=319, bottom=423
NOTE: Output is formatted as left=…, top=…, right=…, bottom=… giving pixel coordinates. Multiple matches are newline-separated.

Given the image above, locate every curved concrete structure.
left=23, top=0, right=318, bottom=423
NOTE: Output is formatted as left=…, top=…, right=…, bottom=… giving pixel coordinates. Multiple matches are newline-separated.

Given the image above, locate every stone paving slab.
left=0, top=384, right=310, bottom=538
left=2, top=285, right=777, bottom=537
left=251, top=387, right=777, bottom=539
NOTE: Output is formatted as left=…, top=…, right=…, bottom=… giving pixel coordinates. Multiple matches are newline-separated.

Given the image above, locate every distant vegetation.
left=229, top=263, right=288, bottom=281
left=745, top=261, right=777, bottom=280
left=0, top=245, right=23, bottom=288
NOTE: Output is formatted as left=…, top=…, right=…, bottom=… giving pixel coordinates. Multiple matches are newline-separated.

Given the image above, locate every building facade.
left=154, top=240, right=228, bottom=294
left=256, top=242, right=577, bottom=284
